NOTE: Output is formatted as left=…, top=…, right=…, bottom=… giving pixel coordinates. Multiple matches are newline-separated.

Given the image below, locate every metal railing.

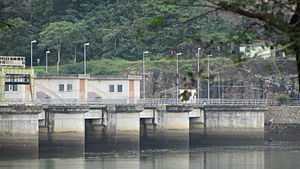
left=138, top=98, right=268, bottom=107
left=0, top=98, right=270, bottom=106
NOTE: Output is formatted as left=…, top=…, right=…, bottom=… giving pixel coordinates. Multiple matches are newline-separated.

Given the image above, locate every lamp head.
left=31, top=40, right=37, bottom=44
left=176, top=52, right=183, bottom=56
left=84, top=42, right=90, bottom=46
left=143, top=51, right=150, bottom=54
left=46, top=50, right=51, bottom=54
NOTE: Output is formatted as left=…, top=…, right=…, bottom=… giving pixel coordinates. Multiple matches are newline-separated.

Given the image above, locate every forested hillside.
left=0, top=0, right=256, bottom=66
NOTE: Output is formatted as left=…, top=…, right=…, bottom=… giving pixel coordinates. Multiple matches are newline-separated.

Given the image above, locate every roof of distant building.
left=0, top=56, right=25, bottom=67
left=35, top=74, right=142, bottom=80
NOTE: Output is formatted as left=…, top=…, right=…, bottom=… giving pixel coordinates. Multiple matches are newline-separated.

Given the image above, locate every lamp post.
left=30, top=40, right=37, bottom=69
left=142, top=51, right=150, bottom=99
left=197, top=48, right=201, bottom=101
left=207, top=54, right=212, bottom=103
left=45, top=50, right=50, bottom=73
left=83, top=42, right=90, bottom=75
left=176, top=52, right=183, bottom=104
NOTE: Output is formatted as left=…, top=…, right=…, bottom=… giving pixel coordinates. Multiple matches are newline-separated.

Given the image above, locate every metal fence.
left=2, top=98, right=300, bottom=106
left=138, top=98, right=268, bottom=107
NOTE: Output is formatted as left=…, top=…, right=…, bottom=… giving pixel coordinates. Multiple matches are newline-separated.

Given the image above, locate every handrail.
left=4, top=98, right=299, bottom=106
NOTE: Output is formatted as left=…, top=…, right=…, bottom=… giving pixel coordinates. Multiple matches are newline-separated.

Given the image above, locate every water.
left=2, top=142, right=300, bottom=169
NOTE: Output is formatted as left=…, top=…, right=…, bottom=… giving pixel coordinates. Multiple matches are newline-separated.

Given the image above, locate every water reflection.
left=190, top=149, right=264, bottom=169
left=3, top=147, right=300, bottom=169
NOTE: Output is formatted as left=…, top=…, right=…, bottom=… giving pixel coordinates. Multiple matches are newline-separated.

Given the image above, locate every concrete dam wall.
left=0, top=104, right=267, bottom=156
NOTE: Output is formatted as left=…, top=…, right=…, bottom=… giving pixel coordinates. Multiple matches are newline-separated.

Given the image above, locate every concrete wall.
left=34, top=78, right=81, bottom=101
left=105, top=105, right=143, bottom=151
left=141, top=105, right=191, bottom=149
left=200, top=105, right=265, bottom=145
left=87, top=79, right=129, bottom=101
left=40, top=106, right=88, bottom=154
left=0, top=105, right=41, bottom=157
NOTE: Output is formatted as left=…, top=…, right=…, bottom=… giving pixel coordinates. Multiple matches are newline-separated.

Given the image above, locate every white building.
left=34, top=74, right=141, bottom=104
left=239, top=43, right=272, bottom=59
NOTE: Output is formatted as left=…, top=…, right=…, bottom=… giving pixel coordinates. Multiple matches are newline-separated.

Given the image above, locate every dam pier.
left=0, top=100, right=267, bottom=156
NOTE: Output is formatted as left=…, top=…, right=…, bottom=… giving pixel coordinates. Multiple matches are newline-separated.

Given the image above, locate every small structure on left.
left=0, top=56, right=40, bottom=158
left=0, top=56, right=34, bottom=103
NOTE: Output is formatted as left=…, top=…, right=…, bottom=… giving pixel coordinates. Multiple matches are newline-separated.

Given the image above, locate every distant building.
left=0, top=56, right=33, bottom=102
left=0, top=56, right=142, bottom=103
left=239, top=42, right=272, bottom=59
left=34, top=74, right=141, bottom=103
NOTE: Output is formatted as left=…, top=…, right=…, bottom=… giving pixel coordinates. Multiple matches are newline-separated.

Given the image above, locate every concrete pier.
left=40, top=105, right=89, bottom=155
left=200, top=105, right=266, bottom=145
left=141, top=105, right=191, bottom=149
left=0, top=105, right=42, bottom=157
left=189, top=107, right=205, bottom=146
left=105, top=105, right=143, bottom=151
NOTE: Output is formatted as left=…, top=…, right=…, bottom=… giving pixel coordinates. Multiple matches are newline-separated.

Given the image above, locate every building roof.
left=35, top=74, right=142, bottom=80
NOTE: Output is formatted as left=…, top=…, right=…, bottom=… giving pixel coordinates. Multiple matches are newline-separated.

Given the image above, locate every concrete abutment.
left=197, top=105, right=266, bottom=145
left=0, top=105, right=42, bottom=157
left=40, top=105, right=89, bottom=155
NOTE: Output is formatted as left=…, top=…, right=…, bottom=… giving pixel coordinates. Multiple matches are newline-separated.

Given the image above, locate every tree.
left=162, top=0, right=300, bottom=89
left=39, top=21, right=86, bottom=67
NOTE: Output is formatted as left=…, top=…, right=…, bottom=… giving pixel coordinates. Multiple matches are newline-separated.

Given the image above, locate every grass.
left=32, top=57, right=252, bottom=76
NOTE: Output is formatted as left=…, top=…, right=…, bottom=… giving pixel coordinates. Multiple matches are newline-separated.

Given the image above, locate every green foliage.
left=275, top=94, right=290, bottom=105
left=0, top=0, right=260, bottom=67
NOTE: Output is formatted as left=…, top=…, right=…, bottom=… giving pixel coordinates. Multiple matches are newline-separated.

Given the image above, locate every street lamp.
left=207, top=54, right=212, bottom=102
left=197, top=48, right=201, bottom=100
left=142, top=51, right=150, bottom=99
left=83, top=42, right=90, bottom=75
left=176, top=52, right=183, bottom=104
left=45, top=50, right=50, bottom=73
left=30, top=40, right=37, bottom=69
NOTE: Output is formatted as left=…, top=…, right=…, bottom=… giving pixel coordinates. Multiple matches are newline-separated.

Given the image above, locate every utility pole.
left=84, top=42, right=90, bottom=75
left=207, top=54, right=211, bottom=103
left=218, top=72, right=221, bottom=103
left=142, top=51, right=150, bottom=99
left=176, top=52, right=182, bottom=104
left=197, top=48, right=201, bottom=101
left=45, top=50, right=50, bottom=73
left=30, top=40, right=37, bottom=69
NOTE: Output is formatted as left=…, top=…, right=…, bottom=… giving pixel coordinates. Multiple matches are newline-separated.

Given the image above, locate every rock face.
left=265, top=106, right=300, bottom=141
left=266, top=106, right=300, bottom=124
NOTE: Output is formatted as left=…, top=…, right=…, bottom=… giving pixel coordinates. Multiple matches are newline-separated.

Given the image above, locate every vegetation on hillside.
left=0, top=0, right=258, bottom=65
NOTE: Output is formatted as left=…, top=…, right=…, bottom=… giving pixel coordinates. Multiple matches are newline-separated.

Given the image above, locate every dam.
left=0, top=100, right=267, bottom=157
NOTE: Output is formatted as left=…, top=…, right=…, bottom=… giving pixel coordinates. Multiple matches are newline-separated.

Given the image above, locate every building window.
left=4, top=84, right=9, bottom=91
left=109, top=85, right=114, bottom=92
left=59, top=84, right=64, bottom=92
left=4, top=84, right=17, bottom=92
left=117, top=85, right=123, bottom=92
left=67, top=84, right=73, bottom=92
left=12, top=85, right=17, bottom=91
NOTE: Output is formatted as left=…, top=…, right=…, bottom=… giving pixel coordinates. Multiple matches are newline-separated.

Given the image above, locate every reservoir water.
left=1, top=140, right=300, bottom=169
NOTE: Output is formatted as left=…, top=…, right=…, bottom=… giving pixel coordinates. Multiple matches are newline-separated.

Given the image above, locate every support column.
left=0, top=105, right=42, bottom=157
left=147, top=105, right=191, bottom=149
left=189, top=107, right=205, bottom=146
left=202, top=105, right=265, bottom=145
left=105, top=105, right=143, bottom=151
left=40, top=105, right=88, bottom=156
